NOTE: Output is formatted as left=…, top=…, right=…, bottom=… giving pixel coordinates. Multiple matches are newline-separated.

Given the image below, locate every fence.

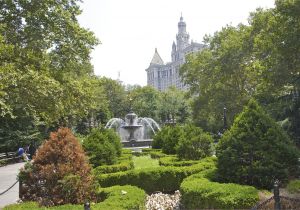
left=251, top=181, right=300, bottom=210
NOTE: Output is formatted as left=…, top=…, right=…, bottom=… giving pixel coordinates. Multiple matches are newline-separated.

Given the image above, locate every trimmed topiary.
left=180, top=169, right=259, bottom=209
left=83, top=128, right=122, bottom=167
left=216, top=99, right=300, bottom=189
left=19, top=128, right=97, bottom=206
left=176, top=125, right=213, bottom=160
left=4, top=185, right=146, bottom=210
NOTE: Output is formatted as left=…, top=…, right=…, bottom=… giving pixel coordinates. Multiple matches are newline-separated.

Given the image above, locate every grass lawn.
left=133, top=155, right=159, bottom=169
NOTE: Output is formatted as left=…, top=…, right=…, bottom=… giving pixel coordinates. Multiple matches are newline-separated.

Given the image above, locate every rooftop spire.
left=150, top=48, right=164, bottom=65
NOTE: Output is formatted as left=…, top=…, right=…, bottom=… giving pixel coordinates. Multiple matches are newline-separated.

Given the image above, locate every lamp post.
left=223, top=107, right=227, bottom=131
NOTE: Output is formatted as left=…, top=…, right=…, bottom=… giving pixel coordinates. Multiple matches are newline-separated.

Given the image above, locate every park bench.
left=0, top=152, right=21, bottom=166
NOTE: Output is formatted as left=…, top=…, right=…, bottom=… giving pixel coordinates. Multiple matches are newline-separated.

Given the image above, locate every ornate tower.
left=176, top=15, right=190, bottom=51
left=171, top=41, right=176, bottom=62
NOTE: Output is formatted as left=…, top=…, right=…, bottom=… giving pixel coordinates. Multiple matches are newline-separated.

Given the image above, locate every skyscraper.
left=146, top=15, right=205, bottom=91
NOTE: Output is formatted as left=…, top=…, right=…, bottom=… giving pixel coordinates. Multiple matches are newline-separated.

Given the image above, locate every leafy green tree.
left=129, top=86, right=160, bottom=121
left=181, top=25, right=255, bottom=133
left=83, top=128, right=122, bottom=166
left=176, top=125, right=213, bottom=160
left=158, top=86, right=191, bottom=124
left=216, top=99, right=299, bottom=189
left=99, top=77, right=128, bottom=118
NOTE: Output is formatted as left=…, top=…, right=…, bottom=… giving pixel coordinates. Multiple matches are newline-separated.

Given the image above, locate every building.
left=146, top=15, right=205, bottom=91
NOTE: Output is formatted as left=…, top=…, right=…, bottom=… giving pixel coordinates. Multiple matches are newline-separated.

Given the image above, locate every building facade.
left=146, top=16, right=205, bottom=91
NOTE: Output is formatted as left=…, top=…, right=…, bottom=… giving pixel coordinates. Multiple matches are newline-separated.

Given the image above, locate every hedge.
left=93, top=151, right=134, bottom=175
left=159, top=156, right=201, bottom=167
left=4, top=185, right=146, bottom=210
left=97, top=157, right=217, bottom=193
left=180, top=170, right=259, bottom=209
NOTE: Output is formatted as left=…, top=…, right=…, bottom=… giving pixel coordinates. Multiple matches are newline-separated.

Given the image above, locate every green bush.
left=176, top=125, right=213, bottom=160
left=149, top=150, right=167, bottom=159
left=180, top=170, right=259, bottom=209
left=93, top=152, right=134, bottom=175
left=216, top=99, right=300, bottom=189
left=4, top=185, right=146, bottom=210
left=152, top=126, right=184, bottom=154
left=287, top=179, right=300, bottom=194
left=83, top=128, right=122, bottom=167
left=97, top=157, right=217, bottom=193
left=159, top=156, right=201, bottom=167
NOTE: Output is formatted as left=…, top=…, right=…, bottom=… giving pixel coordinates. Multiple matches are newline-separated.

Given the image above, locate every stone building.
left=146, top=16, right=205, bottom=91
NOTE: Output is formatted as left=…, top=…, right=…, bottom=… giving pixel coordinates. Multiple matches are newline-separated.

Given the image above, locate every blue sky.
left=78, top=0, right=274, bottom=86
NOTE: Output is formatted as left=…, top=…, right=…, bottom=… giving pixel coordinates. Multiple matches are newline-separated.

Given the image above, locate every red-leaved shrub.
left=19, top=127, right=97, bottom=206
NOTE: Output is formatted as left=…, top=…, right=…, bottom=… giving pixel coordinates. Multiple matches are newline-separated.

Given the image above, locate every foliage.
left=158, top=87, right=191, bottom=124
left=97, top=157, right=217, bottom=193
left=159, top=156, right=201, bottom=167
left=19, top=128, right=97, bottom=206
left=180, top=170, right=259, bottom=209
left=129, top=86, right=160, bottom=121
left=180, top=1, right=300, bottom=144
left=216, top=99, right=300, bottom=189
left=287, top=179, right=300, bottom=194
left=4, top=185, right=146, bottom=210
left=176, top=125, right=213, bottom=160
left=99, top=77, right=128, bottom=118
left=83, top=128, right=122, bottom=167
left=93, top=152, right=134, bottom=175
left=133, top=155, right=159, bottom=169
left=161, top=126, right=185, bottom=154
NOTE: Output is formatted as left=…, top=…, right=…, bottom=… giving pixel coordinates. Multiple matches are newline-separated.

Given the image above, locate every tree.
left=176, top=125, right=213, bottom=160
left=83, top=128, right=122, bottom=166
left=181, top=25, right=256, bottom=133
left=19, top=128, right=96, bottom=206
left=158, top=86, right=191, bottom=124
left=216, top=99, right=299, bottom=189
left=99, top=77, right=128, bottom=118
left=129, top=86, right=160, bottom=121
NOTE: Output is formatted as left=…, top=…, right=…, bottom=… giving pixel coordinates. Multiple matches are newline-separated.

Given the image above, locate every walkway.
left=0, top=162, right=25, bottom=209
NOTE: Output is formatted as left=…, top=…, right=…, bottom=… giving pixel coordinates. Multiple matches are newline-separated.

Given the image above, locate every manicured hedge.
left=4, top=185, right=146, bottom=210
left=287, top=179, right=300, bottom=194
left=159, top=156, right=201, bottom=167
left=180, top=170, right=259, bottom=209
left=97, top=157, right=217, bottom=193
left=93, top=151, right=134, bottom=174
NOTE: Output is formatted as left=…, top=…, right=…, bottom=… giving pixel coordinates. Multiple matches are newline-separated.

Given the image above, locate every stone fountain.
left=105, top=111, right=160, bottom=147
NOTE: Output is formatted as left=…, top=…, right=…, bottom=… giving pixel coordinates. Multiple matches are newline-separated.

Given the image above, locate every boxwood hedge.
left=97, top=157, right=217, bottom=193
left=159, top=155, right=201, bottom=167
left=180, top=170, right=259, bottom=209
left=4, top=185, right=146, bottom=210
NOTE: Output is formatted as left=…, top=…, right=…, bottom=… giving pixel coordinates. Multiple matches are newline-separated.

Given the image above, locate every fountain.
left=105, top=111, right=160, bottom=147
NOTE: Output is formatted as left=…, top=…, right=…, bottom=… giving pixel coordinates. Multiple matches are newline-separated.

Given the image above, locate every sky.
left=78, top=0, right=275, bottom=86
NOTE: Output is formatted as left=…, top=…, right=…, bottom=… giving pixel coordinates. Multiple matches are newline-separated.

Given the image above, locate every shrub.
left=4, top=185, right=146, bottom=210
left=93, top=152, right=134, bottom=175
left=180, top=170, right=259, bottom=209
left=176, top=125, right=213, bottom=160
left=159, top=156, right=201, bottom=166
left=216, top=99, right=300, bottom=189
left=152, top=126, right=184, bottom=154
left=83, top=128, right=122, bottom=167
left=287, top=179, right=300, bottom=194
left=19, top=128, right=97, bottom=206
left=97, top=157, right=217, bottom=193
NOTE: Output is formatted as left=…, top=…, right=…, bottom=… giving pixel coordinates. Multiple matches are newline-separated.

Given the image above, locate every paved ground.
left=0, top=162, right=25, bottom=209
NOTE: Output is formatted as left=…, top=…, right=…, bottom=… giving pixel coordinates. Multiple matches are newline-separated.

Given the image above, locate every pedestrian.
left=17, top=147, right=29, bottom=162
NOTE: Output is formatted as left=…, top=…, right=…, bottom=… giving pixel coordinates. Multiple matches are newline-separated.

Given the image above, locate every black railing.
left=251, top=181, right=300, bottom=210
